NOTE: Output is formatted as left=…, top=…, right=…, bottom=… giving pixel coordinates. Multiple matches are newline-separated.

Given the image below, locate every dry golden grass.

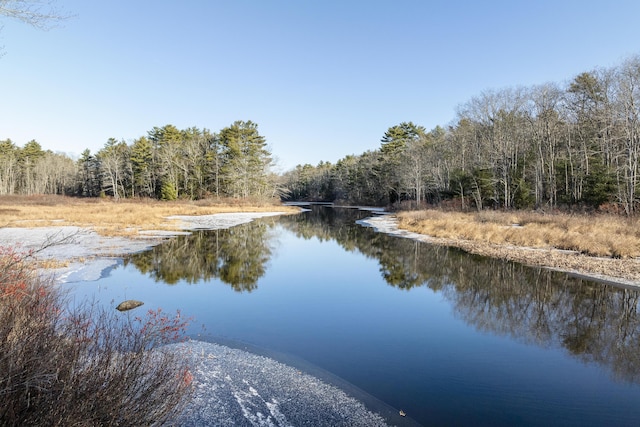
left=35, top=258, right=71, bottom=269
left=398, top=209, right=640, bottom=259
left=0, top=195, right=298, bottom=237
left=395, top=209, right=640, bottom=283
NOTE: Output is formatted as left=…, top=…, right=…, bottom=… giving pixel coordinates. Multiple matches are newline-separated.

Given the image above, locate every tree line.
left=0, top=120, right=281, bottom=200
left=283, top=55, right=640, bottom=214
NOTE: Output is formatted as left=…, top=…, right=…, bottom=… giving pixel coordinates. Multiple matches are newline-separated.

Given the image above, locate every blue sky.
left=1, top=1, right=639, bottom=171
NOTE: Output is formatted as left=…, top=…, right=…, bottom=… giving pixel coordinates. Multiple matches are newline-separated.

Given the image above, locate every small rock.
left=116, top=300, right=144, bottom=311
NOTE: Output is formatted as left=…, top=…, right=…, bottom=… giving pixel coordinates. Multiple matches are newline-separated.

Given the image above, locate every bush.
left=0, top=247, right=193, bottom=426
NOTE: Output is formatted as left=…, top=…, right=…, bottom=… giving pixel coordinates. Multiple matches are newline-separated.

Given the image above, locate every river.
left=67, top=205, right=640, bottom=426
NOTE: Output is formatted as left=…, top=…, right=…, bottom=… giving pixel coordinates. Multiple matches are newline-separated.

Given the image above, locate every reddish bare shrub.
left=0, top=247, right=193, bottom=426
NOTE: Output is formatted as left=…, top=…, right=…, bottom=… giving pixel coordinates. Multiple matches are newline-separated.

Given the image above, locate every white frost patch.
left=358, top=215, right=439, bottom=243
left=166, top=212, right=287, bottom=230
left=266, top=399, right=292, bottom=427
left=0, top=212, right=288, bottom=284
left=53, top=258, right=119, bottom=283
left=357, top=215, right=413, bottom=237
left=0, top=226, right=164, bottom=284
left=232, top=382, right=280, bottom=427
left=172, top=340, right=392, bottom=426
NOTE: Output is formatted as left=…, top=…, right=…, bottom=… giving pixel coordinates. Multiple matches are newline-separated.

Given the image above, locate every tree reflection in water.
left=127, top=205, right=640, bottom=383
left=281, top=206, right=640, bottom=383
left=126, top=217, right=279, bottom=292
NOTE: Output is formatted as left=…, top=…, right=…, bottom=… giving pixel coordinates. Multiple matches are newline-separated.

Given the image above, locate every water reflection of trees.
left=279, top=206, right=640, bottom=383
left=444, top=262, right=640, bottom=382
left=124, top=206, right=640, bottom=381
left=125, top=218, right=278, bottom=292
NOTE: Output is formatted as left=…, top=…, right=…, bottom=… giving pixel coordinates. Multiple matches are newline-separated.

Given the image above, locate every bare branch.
left=0, top=0, right=72, bottom=30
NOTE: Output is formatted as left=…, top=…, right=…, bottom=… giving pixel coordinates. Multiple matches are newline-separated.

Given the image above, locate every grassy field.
left=398, top=209, right=640, bottom=259
left=0, top=195, right=298, bottom=237
left=396, top=209, right=640, bottom=283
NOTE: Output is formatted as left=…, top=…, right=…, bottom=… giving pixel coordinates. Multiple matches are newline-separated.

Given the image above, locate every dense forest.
left=0, top=120, right=280, bottom=200
left=2, top=56, right=640, bottom=213
left=283, top=55, right=640, bottom=214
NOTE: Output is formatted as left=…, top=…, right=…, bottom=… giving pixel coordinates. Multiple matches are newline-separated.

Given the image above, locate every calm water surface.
left=68, top=206, right=640, bottom=426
